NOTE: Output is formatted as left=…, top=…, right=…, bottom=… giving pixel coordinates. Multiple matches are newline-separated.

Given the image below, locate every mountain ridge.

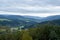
left=0, top=15, right=60, bottom=28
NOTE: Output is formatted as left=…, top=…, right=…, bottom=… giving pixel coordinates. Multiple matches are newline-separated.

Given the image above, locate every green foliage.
left=22, top=31, right=32, bottom=40
left=28, top=24, right=60, bottom=40
left=0, top=23, right=60, bottom=40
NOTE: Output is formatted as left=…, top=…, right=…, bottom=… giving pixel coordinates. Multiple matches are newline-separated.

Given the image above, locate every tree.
left=22, top=31, right=32, bottom=40
left=49, top=31, right=58, bottom=40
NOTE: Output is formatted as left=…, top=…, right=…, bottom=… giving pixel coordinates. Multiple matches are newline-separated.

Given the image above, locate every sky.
left=0, top=0, right=60, bottom=17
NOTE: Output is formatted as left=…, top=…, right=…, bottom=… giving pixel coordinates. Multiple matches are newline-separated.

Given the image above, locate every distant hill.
left=28, top=15, right=60, bottom=28
left=40, top=15, right=60, bottom=22
left=29, top=19, right=60, bottom=29
left=0, top=15, right=60, bottom=28
left=39, top=19, right=60, bottom=25
left=0, top=15, right=40, bottom=28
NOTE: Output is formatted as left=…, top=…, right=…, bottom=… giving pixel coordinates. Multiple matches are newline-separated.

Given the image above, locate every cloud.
left=0, top=0, right=60, bottom=14
left=0, top=0, right=60, bottom=7
left=0, top=6, right=60, bottom=13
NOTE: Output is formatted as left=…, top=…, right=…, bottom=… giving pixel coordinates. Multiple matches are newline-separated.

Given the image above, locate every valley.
left=0, top=15, right=60, bottom=40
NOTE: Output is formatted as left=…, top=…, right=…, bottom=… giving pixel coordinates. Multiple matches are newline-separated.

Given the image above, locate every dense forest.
left=0, top=23, right=60, bottom=40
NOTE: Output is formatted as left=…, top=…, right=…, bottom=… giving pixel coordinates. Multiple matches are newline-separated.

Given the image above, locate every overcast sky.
left=0, top=0, right=60, bottom=17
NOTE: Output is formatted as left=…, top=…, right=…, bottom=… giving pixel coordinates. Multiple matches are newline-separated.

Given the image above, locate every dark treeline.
left=0, top=24, right=60, bottom=40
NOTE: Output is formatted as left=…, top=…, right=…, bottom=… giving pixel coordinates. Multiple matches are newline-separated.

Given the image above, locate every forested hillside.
left=0, top=15, right=38, bottom=28
left=39, top=19, right=60, bottom=26
left=0, top=22, right=60, bottom=40
left=0, top=15, right=60, bottom=40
